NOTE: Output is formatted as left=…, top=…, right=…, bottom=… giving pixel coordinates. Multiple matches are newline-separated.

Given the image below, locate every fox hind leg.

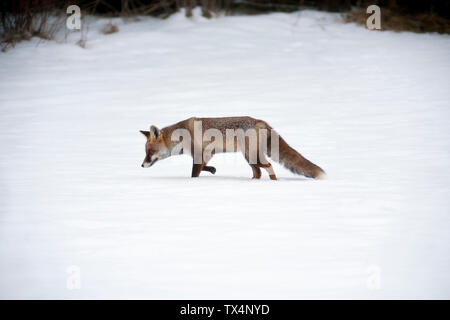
left=250, top=165, right=262, bottom=179
left=256, top=154, right=277, bottom=180
left=243, top=143, right=276, bottom=180
left=260, top=162, right=277, bottom=180
left=245, top=159, right=274, bottom=180
left=243, top=153, right=262, bottom=179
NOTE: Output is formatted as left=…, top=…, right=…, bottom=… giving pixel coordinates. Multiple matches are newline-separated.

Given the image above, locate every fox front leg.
left=200, top=153, right=216, bottom=175
left=202, top=166, right=216, bottom=174
left=192, top=163, right=216, bottom=177
left=191, top=163, right=204, bottom=177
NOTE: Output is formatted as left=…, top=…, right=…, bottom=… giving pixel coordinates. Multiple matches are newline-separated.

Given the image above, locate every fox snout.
left=141, top=156, right=157, bottom=168
left=141, top=161, right=152, bottom=168
left=141, top=155, right=150, bottom=168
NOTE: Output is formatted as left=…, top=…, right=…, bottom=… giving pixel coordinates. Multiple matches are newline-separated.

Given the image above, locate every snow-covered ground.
left=0, top=9, right=449, bottom=299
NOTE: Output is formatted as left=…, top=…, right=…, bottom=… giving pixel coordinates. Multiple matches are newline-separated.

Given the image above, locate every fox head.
left=140, top=125, right=170, bottom=168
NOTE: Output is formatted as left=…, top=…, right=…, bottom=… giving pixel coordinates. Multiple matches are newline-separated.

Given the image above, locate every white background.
left=0, top=9, right=449, bottom=298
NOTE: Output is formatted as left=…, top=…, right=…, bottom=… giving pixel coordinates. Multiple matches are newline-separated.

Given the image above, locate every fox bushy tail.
left=265, top=124, right=325, bottom=179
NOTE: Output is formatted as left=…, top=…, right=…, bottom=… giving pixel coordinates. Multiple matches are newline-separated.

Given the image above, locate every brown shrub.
left=345, top=7, right=450, bottom=34
left=0, top=0, right=69, bottom=51
left=100, top=22, right=119, bottom=34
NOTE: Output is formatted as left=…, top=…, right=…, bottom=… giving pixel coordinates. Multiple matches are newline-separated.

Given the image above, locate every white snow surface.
left=0, top=9, right=449, bottom=299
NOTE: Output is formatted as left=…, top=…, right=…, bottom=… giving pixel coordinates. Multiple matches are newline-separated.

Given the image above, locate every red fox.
left=140, top=116, right=325, bottom=180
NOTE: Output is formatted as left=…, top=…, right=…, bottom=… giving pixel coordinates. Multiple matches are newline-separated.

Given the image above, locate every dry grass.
left=100, top=22, right=119, bottom=34
left=2, top=1, right=449, bottom=52
left=0, top=0, right=69, bottom=52
left=345, top=8, right=450, bottom=34
left=1, top=19, right=62, bottom=52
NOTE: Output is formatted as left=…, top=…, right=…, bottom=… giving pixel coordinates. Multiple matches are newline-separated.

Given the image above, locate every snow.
left=0, top=8, right=449, bottom=299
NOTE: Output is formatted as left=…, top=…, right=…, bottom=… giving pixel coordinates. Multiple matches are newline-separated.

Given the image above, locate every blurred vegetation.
left=1, top=0, right=449, bottom=51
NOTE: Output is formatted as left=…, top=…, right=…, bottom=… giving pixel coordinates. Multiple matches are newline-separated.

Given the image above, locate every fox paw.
left=203, top=166, right=216, bottom=174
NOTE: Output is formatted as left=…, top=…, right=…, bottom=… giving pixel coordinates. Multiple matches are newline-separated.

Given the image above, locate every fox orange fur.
left=140, top=117, right=325, bottom=180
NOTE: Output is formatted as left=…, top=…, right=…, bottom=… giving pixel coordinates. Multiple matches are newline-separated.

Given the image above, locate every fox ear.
left=150, top=125, right=161, bottom=139
left=140, top=130, right=150, bottom=138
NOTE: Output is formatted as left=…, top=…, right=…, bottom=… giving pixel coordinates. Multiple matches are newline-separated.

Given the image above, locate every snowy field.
left=0, top=9, right=449, bottom=299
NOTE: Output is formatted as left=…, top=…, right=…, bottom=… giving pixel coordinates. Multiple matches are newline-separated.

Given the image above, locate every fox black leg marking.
left=201, top=154, right=215, bottom=175
left=191, top=163, right=204, bottom=177
left=202, top=166, right=216, bottom=174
